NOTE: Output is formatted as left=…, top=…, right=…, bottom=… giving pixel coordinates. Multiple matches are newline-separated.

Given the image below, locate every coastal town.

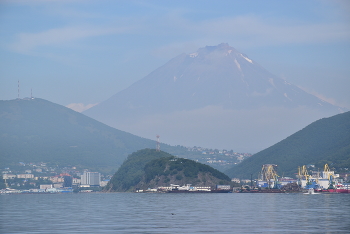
left=2, top=158, right=350, bottom=194
left=0, top=147, right=253, bottom=194
left=0, top=161, right=109, bottom=193
left=184, top=146, right=252, bottom=171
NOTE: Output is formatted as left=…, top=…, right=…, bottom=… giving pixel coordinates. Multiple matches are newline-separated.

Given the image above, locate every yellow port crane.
left=323, top=164, right=335, bottom=189
left=298, top=165, right=311, bottom=185
left=260, top=164, right=279, bottom=189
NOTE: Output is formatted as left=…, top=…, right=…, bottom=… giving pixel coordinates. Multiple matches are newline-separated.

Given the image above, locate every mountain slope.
left=225, top=111, right=350, bottom=179
left=84, top=43, right=344, bottom=152
left=0, top=98, right=187, bottom=172
left=104, top=148, right=231, bottom=192
left=86, top=43, right=342, bottom=115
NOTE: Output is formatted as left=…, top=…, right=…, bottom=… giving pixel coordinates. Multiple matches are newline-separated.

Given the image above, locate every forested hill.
left=225, top=111, right=350, bottom=179
left=104, top=149, right=231, bottom=192
left=0, top=98, right=187, bottom=173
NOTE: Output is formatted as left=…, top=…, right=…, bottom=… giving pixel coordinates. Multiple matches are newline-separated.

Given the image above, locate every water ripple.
left=1, top=193, right=349, bottom=233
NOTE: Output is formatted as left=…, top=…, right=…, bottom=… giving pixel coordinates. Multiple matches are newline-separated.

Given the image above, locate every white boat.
left=303, top=188, right=319, bottom=195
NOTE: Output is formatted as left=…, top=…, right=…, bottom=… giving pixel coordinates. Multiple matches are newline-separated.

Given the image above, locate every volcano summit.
left=84, top=43, right=344, bottom=152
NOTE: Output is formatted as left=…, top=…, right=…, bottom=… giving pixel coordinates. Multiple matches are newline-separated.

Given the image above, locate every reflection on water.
left=1, top=193, right=349, bottom=233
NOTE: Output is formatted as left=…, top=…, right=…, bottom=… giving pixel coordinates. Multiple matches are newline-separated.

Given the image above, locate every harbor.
left=238, top=164, right=350, bottom=194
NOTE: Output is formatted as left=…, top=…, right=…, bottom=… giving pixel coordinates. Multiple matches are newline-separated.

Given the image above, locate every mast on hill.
left=156, top=135, right=160, bottom=152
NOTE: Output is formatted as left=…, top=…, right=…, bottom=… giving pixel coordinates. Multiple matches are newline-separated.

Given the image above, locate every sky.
left=1, top=0, right=350, bottom=113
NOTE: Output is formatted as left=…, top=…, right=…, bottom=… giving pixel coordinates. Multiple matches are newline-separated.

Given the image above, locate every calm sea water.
left=1, top=192, right=349, bottom=233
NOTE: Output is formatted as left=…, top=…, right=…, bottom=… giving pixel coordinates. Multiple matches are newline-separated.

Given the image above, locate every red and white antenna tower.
left=156, top=135, right=160, bottom=152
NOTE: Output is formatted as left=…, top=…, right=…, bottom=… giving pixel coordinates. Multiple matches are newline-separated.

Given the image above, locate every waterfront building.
left=63, top=176, right=73, bottom=187
left=72, top=178, right=81, bottom=185
left=231, top=178, right=240, bottom=183
left=81, top=172, right=100, bottom=186
left=40, top=184, right=53, bottom=190
left=50, top=176, right=64, bottom=183
left=53, top=183, right=63, bottom=188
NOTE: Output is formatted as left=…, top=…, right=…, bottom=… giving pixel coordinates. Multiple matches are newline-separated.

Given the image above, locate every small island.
left=104, top=148, right=236, bottom=192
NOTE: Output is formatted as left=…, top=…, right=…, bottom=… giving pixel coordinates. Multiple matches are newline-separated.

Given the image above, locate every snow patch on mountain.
left=268, top=78, right=276, bottom=88
left=241, top=54, right=253, bottom=63
left=284, top=93, right=292, bottom=101
left=234, top=59, right=241, bottom=71
left=284, top=80, right=291, bottom=85
left=226, top=50, right=233, bottom=56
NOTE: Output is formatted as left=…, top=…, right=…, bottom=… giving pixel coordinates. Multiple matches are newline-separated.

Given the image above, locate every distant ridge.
left=0, top=98, right=187, bottom=172
left=84, top=43, right=345, bottom=152
left=225, top=111, right=350, bottom=179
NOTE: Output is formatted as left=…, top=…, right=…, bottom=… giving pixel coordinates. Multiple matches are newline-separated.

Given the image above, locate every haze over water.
left=1, top=193, right=349, bottom=233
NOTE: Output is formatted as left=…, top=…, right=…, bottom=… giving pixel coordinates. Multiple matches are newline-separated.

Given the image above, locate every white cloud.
left=66, top=103, right=98, bottom=112
left=7, top=3, right=350, bottom=57
left=10, top=26, right=126, bottom=54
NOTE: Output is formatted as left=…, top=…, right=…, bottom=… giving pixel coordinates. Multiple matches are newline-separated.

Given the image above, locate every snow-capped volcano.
left=84, top=43, right=344, bottom=152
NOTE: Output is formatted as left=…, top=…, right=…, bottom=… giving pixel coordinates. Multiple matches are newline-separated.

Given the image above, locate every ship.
left=303, top=188, right=320, bottom=195
left=238, top=188, right=285, bottom=193
left=298, top=164, right=350, bottom=193
left=136, top=184, right=232, bottom=193
left=167, top=184, right=232, bottom=193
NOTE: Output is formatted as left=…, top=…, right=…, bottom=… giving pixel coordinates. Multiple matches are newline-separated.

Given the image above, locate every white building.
left=81, top=172, right=100, bottom=186
left=100, top=180, right=109, bottom=187
left=40, top=184, right=53, bottom=190
left=73, top=178, right=81, bottom=185
left=17, top=174, right=34, bottom=179
left=2, top=174, right=16, bottom=179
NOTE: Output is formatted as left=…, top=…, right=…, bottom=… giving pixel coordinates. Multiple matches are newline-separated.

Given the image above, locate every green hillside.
left=0, top=98, right=187, bottom=173
left=225, top=111, right=350, bottom=179
left=104, top=149, right=232, bottom=192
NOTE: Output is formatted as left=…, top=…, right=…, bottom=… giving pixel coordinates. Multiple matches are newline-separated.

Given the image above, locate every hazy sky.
left=1, top=0, right=350, bottom=112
